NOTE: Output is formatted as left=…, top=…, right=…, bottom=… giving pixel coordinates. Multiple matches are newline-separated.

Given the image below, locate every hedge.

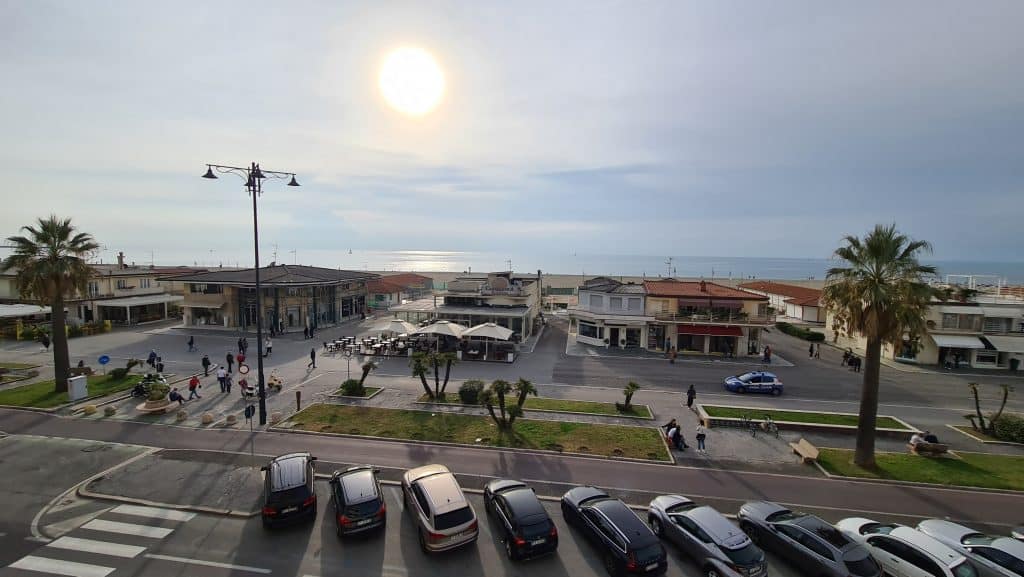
left=775, top=322, right=825, bottom=342
left=993, top=413, right=1024, bottom=444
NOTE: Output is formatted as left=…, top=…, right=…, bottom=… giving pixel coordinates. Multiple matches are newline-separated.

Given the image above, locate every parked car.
left=837, top=517, right=980, bottom=577
left=330, top=465, right=386, bottom=537
left=737, top=502, right=881, bottom=577
left=483, top=479, right=558, bottom=560
left=724, top=372, right=783, bottom=395
left=648, top=495, right=766, bottom=577
left=1014, top=526, right=1024, bottom=542
left=260, top=452, right=318, bottom=528
left=917, top=519, right=1024, bottom=577
left=561, top=486, right=668, bottom=576
left=401, top=464, right=478, bottom=553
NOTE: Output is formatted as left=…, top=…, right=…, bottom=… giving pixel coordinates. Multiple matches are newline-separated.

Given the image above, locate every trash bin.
left=1011, top=358, right=1020, bottom=372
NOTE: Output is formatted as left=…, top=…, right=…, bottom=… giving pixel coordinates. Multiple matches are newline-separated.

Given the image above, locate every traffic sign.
left=244, top=405, right=256, bottom=420
left=238, top=363, right=250, bottom=374
left=98, top=355, right=110, bottom=365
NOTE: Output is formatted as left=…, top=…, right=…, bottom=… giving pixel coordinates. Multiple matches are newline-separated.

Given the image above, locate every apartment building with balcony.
left=738, top=281, right=824, bottom=324
left=644, top=279, right=772, bottom=355
left=568, top=277, right=652, bottom=349
left=367, top=273, right=434, bottom=311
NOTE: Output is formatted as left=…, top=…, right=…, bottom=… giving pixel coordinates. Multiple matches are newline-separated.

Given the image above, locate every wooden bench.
left=69, top=366, right=95, bottom=377
left=909, top=442, right=949, bottom=456
left=789, top=438, right=820, bottom=463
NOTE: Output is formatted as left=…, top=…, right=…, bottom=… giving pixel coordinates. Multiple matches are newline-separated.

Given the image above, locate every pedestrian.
left=201, top=354, right=211, bottom=376
left=303, top=326, right=309, bottom=339
left=155, top=356, right=164, bottom=373
left=237, top=352, right=246, bottom=367
left=308, top=347, right=316, bottom=369
left=686, top=385, right=696, bottom=409
left=264, top=337, right=272, bottom=357
left=814, top=343, right=820, bottom=359
left=225, top=352, right=234, bottom=373
left=217, top=366, right=228, bottom=392
left=809, top=342, right=814, bottom=358
left=669, top=346, right=677, bottom=364
left=661, top=418, right=678, bottom=437
left=40, top=333, right=51, bottom=351
left=147, top=349, right=157, bottom=368
left=763, top=345, right=772, bottom=364
left=241, top=337, right=248, bottom=354
left=696, top=423, right=708, bottom=453
left=237, top=337, right=244, bottom=355
left=187, top=375, right=201, bottom=400
left=224, top=372, right=233, bottom=393
left=667, top=424, right=682, bottom=450
left=309, top=325, right=315, bottom=338
left=188, top=335, right=195, bottom=352
left=169, top=388, right=185, bottom=406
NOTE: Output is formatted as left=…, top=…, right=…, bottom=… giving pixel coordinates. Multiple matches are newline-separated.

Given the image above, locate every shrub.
left=992, top=413, right=1024, bottom=444
left=147, top=382, right=169, bottom=402
left=340, top=379, right=366, bottom=397
left=775, top=322, right=825, bottom=342
left=459, top=380, right=485, bottom=404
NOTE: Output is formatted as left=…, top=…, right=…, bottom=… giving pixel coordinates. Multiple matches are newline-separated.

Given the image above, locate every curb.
left=697, top=403, right=916, bottom=438
left=945, top=424, right=1024, bottom=447
left=410, top=400, right=655, bottom=421
left=326, top=387, right=384, bottom=401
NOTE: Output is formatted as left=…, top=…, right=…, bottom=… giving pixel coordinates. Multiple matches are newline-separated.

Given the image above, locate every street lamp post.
left=202, top=162, right=299, bottom=425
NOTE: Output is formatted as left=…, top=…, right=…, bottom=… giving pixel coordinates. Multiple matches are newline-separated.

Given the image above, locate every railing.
left=653, top=311, right=775, bottom=325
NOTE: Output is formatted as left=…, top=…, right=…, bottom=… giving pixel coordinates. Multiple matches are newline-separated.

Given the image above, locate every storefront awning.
left=677, top=324, right=742, bottom=337
left=982, top=336, right=1024, bottom=353
left=95, top=294, right=184, bottom=308
left=0, top=304, right=52, bottom=319
left=930, top=334, right=986, bottom=349
left=182, top=303, right=224, bottom=309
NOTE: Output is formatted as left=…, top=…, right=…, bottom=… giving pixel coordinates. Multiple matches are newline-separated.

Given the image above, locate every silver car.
left=648, top=495, right=767, bottom=577
left=918, top=520, right=1024, bottom=577
left=837, top=517, right=980, bottom=577
left=401, top=464, right=478, bottom=553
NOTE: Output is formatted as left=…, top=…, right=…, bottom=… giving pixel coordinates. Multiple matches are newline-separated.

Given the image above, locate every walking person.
left=225, top=352, right=234, bottom=373
left=187, top=375, right=201, bottom=400
left=669, top=346, right=677, bottom=364
left=264, top=336, right=272, bottom=357
left=809, top=342, right=814, bottom=358
left=763, top=345, right=772, bottom=364
left=695, top=423, right=708, bottom=453
left=237, top=337, right=244, bottom=355
left=216, top=366, right=228, bottom=393
left=686, top=385, right=696, bottom=410
left=303, top=326, right=308, bottom=339
left=814, top=343, right=820, bottom=359
left=188, top=335, right=195, bottom=352
left=146, top=349, right=158, bottom=369
left=307, top=347, right=316, bottom=369
left=201, top=354, right=211, bottom=376
left=40, top=333, right=51, bottom=352
left=224, top=372, right=233, bottom=393
left=241, top=337, right=248, bottom=354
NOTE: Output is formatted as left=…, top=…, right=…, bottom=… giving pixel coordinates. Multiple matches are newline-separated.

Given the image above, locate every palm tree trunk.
left=419, top=374, right=432, bottom=398
left=50, top=295, right=71, bottom=393
left=989, top=385, right=1010, bottom=432
left=854, top=336, right=882, bottom=468
left=441, top=360, right=453, bottom=394
left=970, top=385, right=987, bottom=432
left=484, top=403, right=500, bottom=426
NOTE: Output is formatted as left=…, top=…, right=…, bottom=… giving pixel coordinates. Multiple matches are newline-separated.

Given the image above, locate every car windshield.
left=345, top=499, right=381, bottom=517
left=951, top=559, right=979, bottom=577
left=844, top=554, right=880, bottom=577
left=521, top=520, right=551, bottom=539
left=961, top=533, right=995, bottom=546
left=434, top=506, right=474, bottom=530
left=634, top=543, right=664, bottom=563
left=861, top=523, right=897, bottom=535
left=738, top=374, right=754, bottom=382
left=723, top=543, right=763, bottom=566
left=268, top=485, right=310, bottom=505
left=765, top=510, right=804, bottom=523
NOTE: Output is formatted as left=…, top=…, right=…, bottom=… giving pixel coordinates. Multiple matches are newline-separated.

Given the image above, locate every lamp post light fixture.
left=202, top=162, right=299, bottom=425
left=344, top=349, right=354, bottom=380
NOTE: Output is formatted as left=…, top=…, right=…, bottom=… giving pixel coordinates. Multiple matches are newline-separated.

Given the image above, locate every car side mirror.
left=260, top=466, right=268, bottom=472
left=309, top=456, right=318, bottom=461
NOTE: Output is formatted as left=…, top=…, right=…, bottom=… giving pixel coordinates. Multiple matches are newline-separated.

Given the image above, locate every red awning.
left=677, top=324, right=743, bottom=337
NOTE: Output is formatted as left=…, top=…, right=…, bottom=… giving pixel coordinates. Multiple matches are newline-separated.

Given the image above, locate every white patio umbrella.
left=413, top=320, right=467, bottom=352
left=462, top=323, right=513, bottom=359
left=373, top=318, right=418, bottom=335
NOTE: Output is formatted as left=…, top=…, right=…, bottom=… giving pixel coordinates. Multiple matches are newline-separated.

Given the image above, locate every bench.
left=69, top=366, right=95, bottom=377
left=909, top=442, right=949, bottom=456
left=789, top=438, right=820, bottom=463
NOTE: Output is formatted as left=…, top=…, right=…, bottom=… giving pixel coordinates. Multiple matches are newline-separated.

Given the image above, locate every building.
left=644, top=280, right=771, bottom=355
left=738, top=281, right=824, bottom=323
left=388, top=271, right=541, bottom=340
left=569, top=277, right=651, bottom=348
left=168, top=264, right=377, bottom=331
left=368, top=273, right=434, bottom=310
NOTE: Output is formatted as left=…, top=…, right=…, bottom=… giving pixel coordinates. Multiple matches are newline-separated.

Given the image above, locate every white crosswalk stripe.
left=9, top=555, right=116, bottom=577
left=80, top=519, right=174, bottom=539
left=46, top=536, right=146, bottom=559
left=109, top=504, right=195, bottom=523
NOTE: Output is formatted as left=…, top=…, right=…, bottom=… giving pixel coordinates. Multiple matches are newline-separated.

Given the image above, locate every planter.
left=696, top=404, right=916, bottom=439
left=136, top=398, right=172, bottom=415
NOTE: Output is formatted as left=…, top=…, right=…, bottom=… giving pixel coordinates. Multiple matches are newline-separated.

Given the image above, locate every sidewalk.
left=564, top=333, right=795, bottom=367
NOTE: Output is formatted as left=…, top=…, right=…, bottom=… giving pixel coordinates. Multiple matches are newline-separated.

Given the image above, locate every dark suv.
left=261, top=453, right=317, bottom=528
left=331, top=466, right=386, bottom=537
left=562, top=486, right=668, bottom=576
left=484, top=479, right=558, bottom=560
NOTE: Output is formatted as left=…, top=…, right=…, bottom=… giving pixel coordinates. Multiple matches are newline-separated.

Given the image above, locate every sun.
left=379, top=46, right=445, bottom=116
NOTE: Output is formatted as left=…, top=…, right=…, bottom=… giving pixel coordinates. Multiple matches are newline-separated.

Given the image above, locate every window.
left=140, top=279, right=151, bottom=289
left=628, top=298, right=641, bottom=311
left=116, top=279, right=128, bottom=290
left=776, top=525, right=803, bottom=541
left=88, top=281, right=99, bottom=296
left=610, top=297, right=623, bottom=310
left=942, top=314, right=960, bottom=329
left=411, top=484, right=429, bottom=514
left=797, top=533, right=834, bottom=560
left=579, top=322, right=600, bottom=339
left=897, top=548, right=944, bottom=577
left=984, top=317, right=1010, bottom=333
left=675, top=516, right=712, bottom=543
left=970, top=547, right=1024, bottom=575
left=589, top=294, right=603, bottom=308
left=975, top=352, right=998, bottom=364
left=190, top=284, right=222, bottom=294
left=434, top=506, right=474, bottom=530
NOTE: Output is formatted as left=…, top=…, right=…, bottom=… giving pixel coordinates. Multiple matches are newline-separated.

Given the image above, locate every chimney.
left=700, top=280, right=707, bottom=293
left=117, top=251, right=125, bottom=269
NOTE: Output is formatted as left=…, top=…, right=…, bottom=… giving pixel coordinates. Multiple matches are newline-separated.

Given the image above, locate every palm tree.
left=358, top=360, right=377, bottom=386
left=410, top=352, right=433, bottom=398
left=2, top=216, right=98, bottom=393
left=507, top=378, right=538, bottom=427
left=480, top=379, right=513, bottom=428
left=822, top=224, right=938, bottom=468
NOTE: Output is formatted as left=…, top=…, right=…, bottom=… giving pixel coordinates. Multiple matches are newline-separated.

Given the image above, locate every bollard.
left=296, top=390, right=301, bottom=411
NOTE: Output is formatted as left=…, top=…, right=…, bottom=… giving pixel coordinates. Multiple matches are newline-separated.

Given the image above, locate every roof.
left=581, top=277, right=646, bottom=295
left=94, top=294, right=184, bottom=307
left=739, top=281, right=822, bottom=302
left=502, top=488, right=547, bottom=519
left=418, top=472, right=468, bottom=515
left=592, top=499, right=654, bottom=545
left=163, top=265, right=379, bottom=286
left=380, top=272, right=432, bottom=287
left=784, top=295, right=822, bottom=307
left=982, top=335, right=1024, bottom=353
left=0, top=304, right=52, bottom=318
left=268, top=453, right=310, bottom=491
left=644, top=280, right=766, bottom=300
left=366, top=279, right=408, bottom=294
left=338, top=469, right=378, bottom=504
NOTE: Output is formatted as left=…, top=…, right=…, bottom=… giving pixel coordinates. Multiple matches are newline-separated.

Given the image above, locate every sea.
left=313, top=250, right=1024, bottom=285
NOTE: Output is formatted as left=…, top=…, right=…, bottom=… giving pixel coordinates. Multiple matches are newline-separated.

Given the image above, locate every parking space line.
left=143, top=553, right=271, bottom=573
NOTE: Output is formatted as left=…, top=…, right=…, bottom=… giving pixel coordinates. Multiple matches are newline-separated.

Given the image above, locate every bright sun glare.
left=379, top=47, right=445, bottom=116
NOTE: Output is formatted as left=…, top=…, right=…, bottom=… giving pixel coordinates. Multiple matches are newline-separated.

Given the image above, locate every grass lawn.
left=703, top=405, right=908, bottom=430
left=817, top=448, right=1024, bottom=491
left=0, top=362, right=38, bottom=370
left=0, top=374, right=145, bottom=408
left=288, top=404, right=668, bottom=461
left=950, top=425, right=1015, bottom=444
left=333, top=386, right=381, bottom=398
left=416, top=394, right=652, bottom=418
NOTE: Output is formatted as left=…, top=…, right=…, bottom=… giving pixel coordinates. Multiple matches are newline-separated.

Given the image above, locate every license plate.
left=645, top=563, right=658, bottom=572
left=357, top=519, right=372, bottom=526
left=281, top=506, right=297, bottom=514
left=530, top=538, right=545, bottom=546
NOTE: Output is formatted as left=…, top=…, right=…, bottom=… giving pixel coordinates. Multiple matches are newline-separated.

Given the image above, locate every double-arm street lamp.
left=202, top=162, right=299, bottom=425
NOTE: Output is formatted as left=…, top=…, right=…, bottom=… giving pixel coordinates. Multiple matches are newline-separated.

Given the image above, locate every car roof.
left=689, top=506, right=749, bottom=548
left=404, top=464, right=450, bottom=485
left=338, top=468, right=378, bottom=504
left=794, top=516, right=853, bottom=549
left=989, top=537, right=1024, bottom=558
left=593, top=499, right=655, bottom=545
left=891, top=527, right=965, bottom=565
left=268, top=453, right=310, bottom=491
left=418, top=472, right=468, bottom=515
left=501, top=488, right=546, bottom=520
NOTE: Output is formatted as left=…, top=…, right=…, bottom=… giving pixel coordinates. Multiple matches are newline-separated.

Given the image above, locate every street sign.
left=238, top=363, right=250, bottom=374
left=244, top=405, right=255, bottom=420
left=98, top=355, right=110, bottom=365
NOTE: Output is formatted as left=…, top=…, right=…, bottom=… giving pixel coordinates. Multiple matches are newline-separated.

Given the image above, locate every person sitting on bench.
left=239, top=378, right=255, bottom=397
left=923, top=430, right=939, bottom=444
left=909, top=431, right=925, bottom=446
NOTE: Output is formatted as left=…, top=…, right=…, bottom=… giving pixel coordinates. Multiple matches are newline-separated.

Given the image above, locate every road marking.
left=9, top=556, right=116, bottom=577
left=47, top=536, right=145, bottom=558
left=82, top=519, right=173, bottom=539
left=111, top=504, right=196, bottom=522
left=143, top=553, right=270, bottom=573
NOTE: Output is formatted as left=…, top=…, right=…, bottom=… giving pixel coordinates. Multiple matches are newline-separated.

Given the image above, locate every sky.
left=1, top=0, right=1023, bottom=269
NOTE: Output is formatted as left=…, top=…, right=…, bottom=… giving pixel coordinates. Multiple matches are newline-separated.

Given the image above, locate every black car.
left=330, top=466, right=386, bottom=536
left=561, top=486, right=668, bottom=576
left=261, top=453, right=318, bottom=528
left=484, top=479, right=558, bottom=560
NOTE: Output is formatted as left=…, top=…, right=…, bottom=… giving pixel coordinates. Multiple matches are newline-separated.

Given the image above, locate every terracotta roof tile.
left=643, top=280, right=766, bottom=300
left=739, top=281, right=822, bottom=302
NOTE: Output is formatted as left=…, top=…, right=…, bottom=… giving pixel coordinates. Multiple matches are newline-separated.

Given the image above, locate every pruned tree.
left=359, top=360, right=377, bottom=385
left=966, top=382, right=1013, bottom=435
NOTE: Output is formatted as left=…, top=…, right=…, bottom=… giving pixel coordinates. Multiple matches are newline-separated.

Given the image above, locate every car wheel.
left=418, top=530, right=430, bottom=554
left=649, top=516, right=663, bottom=537
left=705, top=567, right=720, bottom=577
left=771, top=387, right=781, bottom=396
left=603, top=552, right=619, bottom=577
left=737, top=386, right=746, bottom=394
left=505, top=537, right=516, bottom=561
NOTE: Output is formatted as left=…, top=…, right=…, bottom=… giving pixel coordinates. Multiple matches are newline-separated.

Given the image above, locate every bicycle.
left=740, top=415, right=758, bottom=438
left=761, top=415, right=779, bottom=438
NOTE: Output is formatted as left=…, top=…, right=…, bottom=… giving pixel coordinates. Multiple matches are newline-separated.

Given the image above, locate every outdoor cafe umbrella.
left=373, top=318, right=418, bottom=335
left=412, top=320, right=467, bottom=352
left=462, top=322, right=513, bottom=359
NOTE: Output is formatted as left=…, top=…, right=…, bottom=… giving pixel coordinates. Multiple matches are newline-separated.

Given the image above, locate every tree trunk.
left=624, top=391, right=634, bottom=409
left=989, top=386, right=1010, bottom=433
left=484, top=403, right=500, bottom=426
left=971, top=385, right=988, bottom=432
left=498, top=391, right=507, bottom=422
left=432, top=359, right=441, bottom=398
left=359, top=369, right=368, bottom=386
left=441, top=360, right=453, bottom=394
left=51, top=294, right=70, bottom=394
left=854, top=336, right=882, bottom=468
left=418, top=373, right=432, bottom=398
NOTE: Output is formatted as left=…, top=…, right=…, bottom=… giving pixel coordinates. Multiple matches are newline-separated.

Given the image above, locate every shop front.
left=677, top=324, right=742, bottom=355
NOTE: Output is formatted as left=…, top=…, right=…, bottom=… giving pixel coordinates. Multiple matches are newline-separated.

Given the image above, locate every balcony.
left=653, top=310, right=774, bottom=326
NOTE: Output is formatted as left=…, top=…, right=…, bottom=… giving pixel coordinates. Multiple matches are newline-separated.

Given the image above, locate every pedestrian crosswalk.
left=3, top=504, right=195, bottom=577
